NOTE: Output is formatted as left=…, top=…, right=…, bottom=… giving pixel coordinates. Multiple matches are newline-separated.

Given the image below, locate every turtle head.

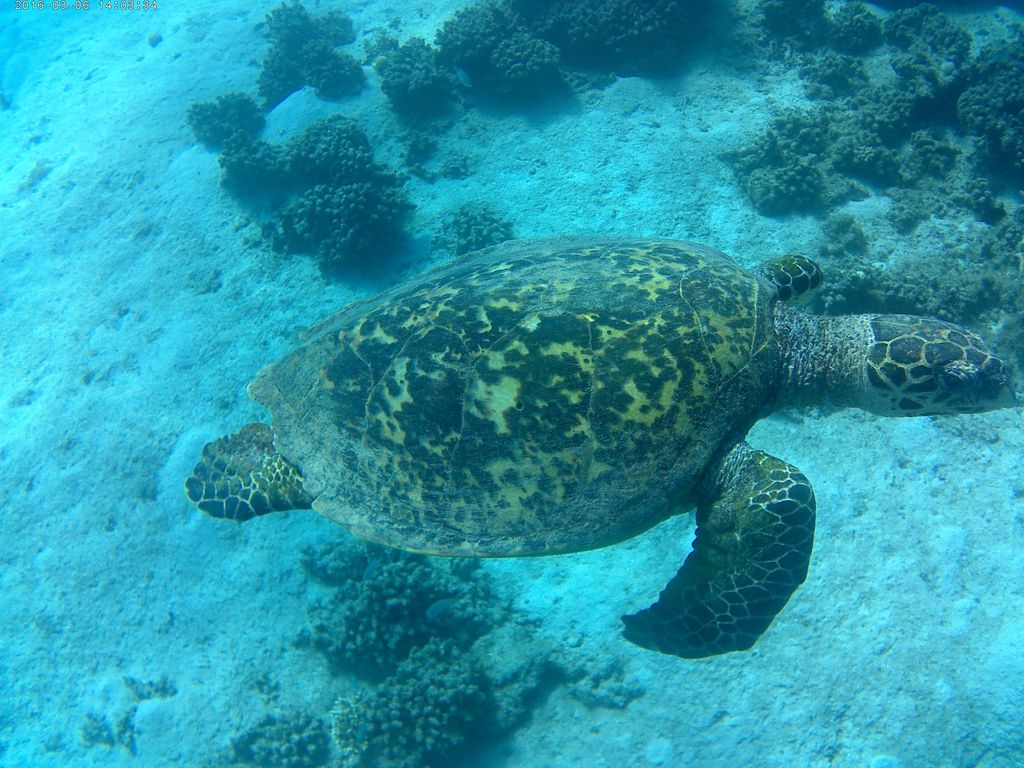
left=861, top=315, right=1015, bottom=416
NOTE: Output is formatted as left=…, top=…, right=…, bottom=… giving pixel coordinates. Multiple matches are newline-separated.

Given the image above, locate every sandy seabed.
left=0, top=2, right=1022, bottom=767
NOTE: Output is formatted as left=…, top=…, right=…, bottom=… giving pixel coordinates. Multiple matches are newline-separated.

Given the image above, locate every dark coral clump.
left=258, top=45, right=305, bottom=109
left=827, top=1, right=882, bottom=54
left=953, top=177, right=1006, bottom=225
left=429, top=0, right=714, bottom=102
left=823, top=257, right=996, bottom=322
left=275, top=180, right=413, bottom=269
left=436, top=5, right=526, bottom=87
left=212, top=115, right=411, bottom=271
left=490, top=31, right=562, bottom=92
left=304, top=544, right=505, bottom=679
left=742, top=159, right=828, bottom=216
left=984, top=206, right=1024, bottom=274
left=435, top=203, right=515, bottom=255
left=735, top=6, right=1021, bottom=229
left=284, top=115, right=375, bottom=186
left=800, top=51, right=866, bottom=99
left=230, top=712, right=330, bottom=768
left=218, top=131, right=288, bottom=199
left=758, top=0, right=828, bottom=48
left=883, top=3, right=972, bottom=65
left=257, top=2, right=362, bottom=109
left=818, top=213, right=868, bottom=261
left=309, top=541, right=564, bottom=768
left=820, top=230, right=1022, bottom=330
left=332, top=639, right=489, bottom=768
left=829, top=118, right=903, bottom=185
left=957, top=36, right=1024, bottom=182
left=298, top=40, right=365, bottom=100
left=299, top=538, right=366, bottom=585
left=682, top=3, right=1022, bottom=355
left=268, top=116, right=413, bottom=269
left=850, top=85, right=922, bottom=146
left=825, top=6, right=973, bottom=155
left=901, top=129, right=959, bottom=181
left=376, top=37, right=458, bottom=119
left=726, top=109, right=837, bottom=215
left=880, top=4, right=972, bottom=123
left=511, top=0, right=712, bottom=75
left=264, top=2, right=354, bottom=50
left=186, top=92, right=265, bottom=147
left=435, top=4, right=563, bottom=95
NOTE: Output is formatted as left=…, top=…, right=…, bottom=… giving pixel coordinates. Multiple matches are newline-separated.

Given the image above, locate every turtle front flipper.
left=185, top=423, right=313, bottom=521
left=754, top=254, right=822, bottom=302
left=622, top=442, right=815, bottom=658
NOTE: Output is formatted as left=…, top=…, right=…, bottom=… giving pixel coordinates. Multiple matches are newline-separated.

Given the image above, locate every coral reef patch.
left=434, top=203, right=515, bottom=256
left=257, top=3, right=362, bottom=109
left=300, top=541, right=564, bottom=768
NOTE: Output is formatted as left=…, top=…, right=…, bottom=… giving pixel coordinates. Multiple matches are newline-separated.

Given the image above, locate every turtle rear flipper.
left=622, top=442, right=815, bottom=658
left=185, top=423, right=312, bottom=521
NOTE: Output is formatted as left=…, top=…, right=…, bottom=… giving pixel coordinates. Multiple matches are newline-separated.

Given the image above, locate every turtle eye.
left=982, top=358, right=1009, bottom=386
left=938, top=360, right=979, bottom=392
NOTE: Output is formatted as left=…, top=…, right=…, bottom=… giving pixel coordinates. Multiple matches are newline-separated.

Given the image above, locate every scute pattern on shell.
left=249, top=238, right=779, bottom=556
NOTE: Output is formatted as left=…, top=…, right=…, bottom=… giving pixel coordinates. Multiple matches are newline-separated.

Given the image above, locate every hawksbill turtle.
left=185, top=238, right=1015, bottom=658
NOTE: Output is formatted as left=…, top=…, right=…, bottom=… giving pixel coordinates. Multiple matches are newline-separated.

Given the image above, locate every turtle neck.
left=772, top=303, right=873, bottom=409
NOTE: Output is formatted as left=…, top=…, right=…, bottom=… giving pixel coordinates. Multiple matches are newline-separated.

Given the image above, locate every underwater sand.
left=0, top=1, right=1022, bottom=767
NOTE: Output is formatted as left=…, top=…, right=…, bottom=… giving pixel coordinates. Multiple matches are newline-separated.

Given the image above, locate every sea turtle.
left=185, top=238, right=1015, bottom=658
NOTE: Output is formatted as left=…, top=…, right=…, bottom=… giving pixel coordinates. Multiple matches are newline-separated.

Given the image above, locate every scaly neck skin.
left=772, top=304, right=874, bottom=409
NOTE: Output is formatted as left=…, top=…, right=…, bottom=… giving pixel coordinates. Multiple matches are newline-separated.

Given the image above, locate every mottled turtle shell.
left=249, top=238, right=780, bottom=556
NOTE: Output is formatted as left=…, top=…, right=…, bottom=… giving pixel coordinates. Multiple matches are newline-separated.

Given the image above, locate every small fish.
left=425, top=596, right=459, bottom=623
left=453, top=65, right=473, bottom=88
left=361, top=557, right=383, bottom=581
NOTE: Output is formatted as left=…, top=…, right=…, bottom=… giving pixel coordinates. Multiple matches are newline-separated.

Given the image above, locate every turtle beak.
left=992, top=364, right=1017, bottom=409
left=986, top=370, right=1017, bottom=410
left=935, top=357, right=1016, bottom=414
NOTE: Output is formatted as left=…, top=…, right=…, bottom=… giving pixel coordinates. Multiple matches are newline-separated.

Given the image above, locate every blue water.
left=1, top=2, right=1022, bottom=767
